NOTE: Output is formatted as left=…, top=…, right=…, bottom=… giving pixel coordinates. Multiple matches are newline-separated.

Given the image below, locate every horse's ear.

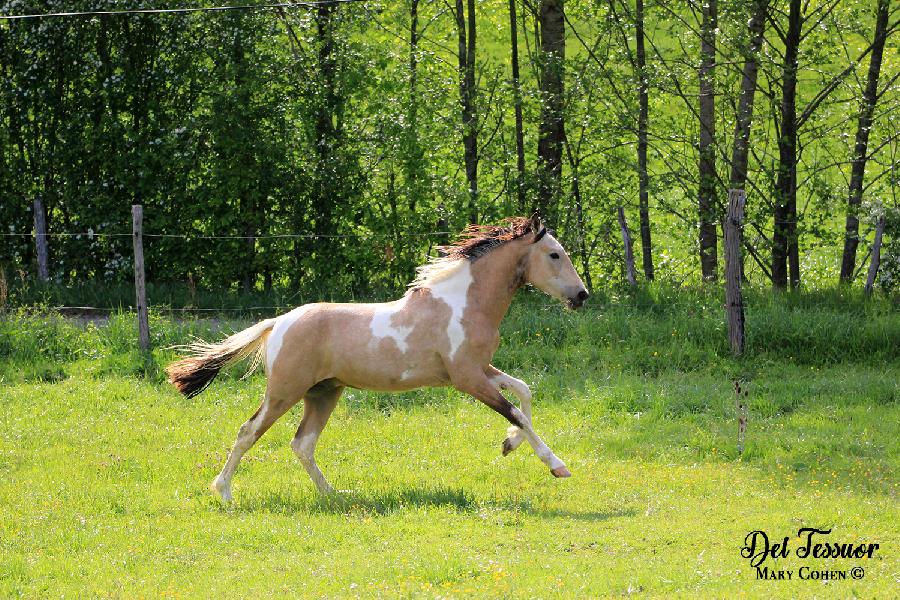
left=527, top=212, right=545, bottom=242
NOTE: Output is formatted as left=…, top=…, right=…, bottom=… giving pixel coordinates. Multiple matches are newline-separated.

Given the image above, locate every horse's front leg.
left=484, top=365, right=531, bottom=456
left=452, top=370, right=570, bottom=478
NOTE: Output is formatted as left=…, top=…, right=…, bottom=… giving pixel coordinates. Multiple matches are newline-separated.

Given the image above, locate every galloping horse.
left=167, top=215, right=588, bottom=501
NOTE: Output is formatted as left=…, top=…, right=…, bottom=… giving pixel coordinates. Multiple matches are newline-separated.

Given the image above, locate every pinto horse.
left=167, top=215, right=588, bottom=501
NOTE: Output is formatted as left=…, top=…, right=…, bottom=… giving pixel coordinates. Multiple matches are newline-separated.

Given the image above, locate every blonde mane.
left=408, top=217, right=533, bottom=289
left=408, top=256, right=468, bottom=289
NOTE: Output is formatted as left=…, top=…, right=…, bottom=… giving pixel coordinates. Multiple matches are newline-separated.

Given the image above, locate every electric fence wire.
left=0, top=0, right=369, bottom=20
left=1, top=231, right=451, bottom=239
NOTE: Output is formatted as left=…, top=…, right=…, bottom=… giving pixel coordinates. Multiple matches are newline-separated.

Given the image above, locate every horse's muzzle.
left=567, top=289, right=589, bottom=309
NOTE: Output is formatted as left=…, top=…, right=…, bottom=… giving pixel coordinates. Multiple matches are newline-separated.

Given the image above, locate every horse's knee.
left=518, top=384, right=532, bottom=402
left=237, top=421, right=255, bottom=439
left=291, top=435, right=313, bottom=465
left=507, top=377, right=532, bottom=403
left=493, top=374, right=531, bottom=403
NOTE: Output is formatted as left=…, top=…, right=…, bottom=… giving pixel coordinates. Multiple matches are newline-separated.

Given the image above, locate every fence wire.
left=2, top=231, right=451, bottom=239
left=0, top=0, right=368, bottom=20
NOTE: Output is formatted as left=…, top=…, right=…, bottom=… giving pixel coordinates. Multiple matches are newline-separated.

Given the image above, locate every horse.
left=166, top=214, right=589, bottom=501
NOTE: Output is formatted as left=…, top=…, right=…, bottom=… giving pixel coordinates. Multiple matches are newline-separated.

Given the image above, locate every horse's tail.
left=166, top=318, right=276, bottom=398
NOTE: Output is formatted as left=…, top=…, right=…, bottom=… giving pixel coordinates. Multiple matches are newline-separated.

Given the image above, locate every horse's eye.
left=549, top=252, right=560, bottom=260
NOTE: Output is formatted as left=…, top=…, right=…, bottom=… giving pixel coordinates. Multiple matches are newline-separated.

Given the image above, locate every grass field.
left=1, top=288, right=898, bottom=597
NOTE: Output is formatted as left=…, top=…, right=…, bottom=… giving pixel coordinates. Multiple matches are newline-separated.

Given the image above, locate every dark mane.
left=437, top=216, right=532, bottom=261
left=408, top=216, right=538, bottom=289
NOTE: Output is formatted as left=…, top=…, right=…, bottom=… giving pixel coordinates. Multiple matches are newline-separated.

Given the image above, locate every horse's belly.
left=333, top=352, right=449, bottom=392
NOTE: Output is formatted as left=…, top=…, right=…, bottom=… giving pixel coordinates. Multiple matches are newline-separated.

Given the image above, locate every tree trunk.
left=456, top=0, right=478, bottom=223
left=536, top=0, right=565, bottom=228
left=773, top=0, right=801, bottom=288
left=405, top=0, right=422, bottom=214
left=314, top=5, right=338, bottom=241
left=509, top=0, right=527, bottom=213
left=728, top=0, right=768, bottom=284
left=840, top=0, right=890, bottom=283
left=729, top=0, right=767, bottom=190
left=232, top=31, right=256, bottom=294
left=636, top=0, right=654, bottom=280
left=698, top=0, right=718, bottom=282
left=241, top=191, right=256, bottom=294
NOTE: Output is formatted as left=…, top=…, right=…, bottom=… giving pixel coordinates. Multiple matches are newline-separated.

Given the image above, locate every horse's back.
left=265, top=297, right=449, bottom=394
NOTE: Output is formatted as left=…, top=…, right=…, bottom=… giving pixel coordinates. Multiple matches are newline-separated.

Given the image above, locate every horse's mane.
left=409, top=216, right=532, bottom=289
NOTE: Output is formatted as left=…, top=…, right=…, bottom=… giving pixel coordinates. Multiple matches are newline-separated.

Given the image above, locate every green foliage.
left=1, top=1, right=897, bottom=295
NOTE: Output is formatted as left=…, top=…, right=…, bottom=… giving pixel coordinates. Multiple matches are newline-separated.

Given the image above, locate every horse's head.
left=522, top=215, right=589, bottom=309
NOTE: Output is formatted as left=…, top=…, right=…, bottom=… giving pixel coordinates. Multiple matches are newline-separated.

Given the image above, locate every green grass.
left=1, top=289, right=898, bottom=597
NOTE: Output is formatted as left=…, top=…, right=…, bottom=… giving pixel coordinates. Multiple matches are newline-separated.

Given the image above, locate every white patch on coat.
left=400, top=369, right=414, bottom=380
left=369, top=297, right=414, bottom=353
left=424, top=261, right=473, bottom=359
left=267, top=305, right=311, bottom=373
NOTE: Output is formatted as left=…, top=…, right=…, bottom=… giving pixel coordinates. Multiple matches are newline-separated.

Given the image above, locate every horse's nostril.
left=577, top=290, right=589, bottom=302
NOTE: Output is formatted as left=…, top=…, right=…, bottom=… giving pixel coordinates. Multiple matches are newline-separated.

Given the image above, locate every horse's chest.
left=461, top=322, right=500, bottom=359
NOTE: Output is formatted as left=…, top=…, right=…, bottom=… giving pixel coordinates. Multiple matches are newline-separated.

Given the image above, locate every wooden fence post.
left=33, top=197, right=49, bottom=282
left=864, top=216, right=885, bottom=295
left=132, top=205, right=150, bottom=351
left=724, top=189, right=746, bottom=356
left=617, top=206, right=637, bottom=287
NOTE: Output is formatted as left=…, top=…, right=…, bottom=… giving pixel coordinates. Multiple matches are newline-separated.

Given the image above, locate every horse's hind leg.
left=211, top=390, right=299, bottom=502
left=291, top=381, right=342, bottom=495
left=485, top=366, right=532, bottom=456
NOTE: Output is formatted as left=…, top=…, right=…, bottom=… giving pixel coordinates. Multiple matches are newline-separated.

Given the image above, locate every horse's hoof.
left=502, top=438, right=515, bottom=456
left=550, top=466, right=572, bottom=478
left=211, top=476, right=232, bottom=502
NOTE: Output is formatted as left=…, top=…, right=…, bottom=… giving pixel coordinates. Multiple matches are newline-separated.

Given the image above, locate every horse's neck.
left=414, top=244, right=525, bottom=331
left=465, top=243, right=526, bottom=329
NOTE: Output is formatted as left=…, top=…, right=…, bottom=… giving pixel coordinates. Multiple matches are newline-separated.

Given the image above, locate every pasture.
left=1, top=288, right=898, bottom=597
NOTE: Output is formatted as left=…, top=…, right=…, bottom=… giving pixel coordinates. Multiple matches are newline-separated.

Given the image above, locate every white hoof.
left=314, top=483, right=337, bottom=496
left=211, top=475, right=232, bottom=502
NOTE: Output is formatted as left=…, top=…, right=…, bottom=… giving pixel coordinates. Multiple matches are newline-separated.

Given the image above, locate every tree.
left=839, top=0, right=893, bottom=282
left=455, top=0, right=478, bottom=223
left=729, top=0, right=767, bottom=192
left=697, top=0, right=718, bottom=281
left=727, top=0, right=769, bottom=282
left=771, top=0, right=802, bottom=289
left=509, top=0, right=527, bottom=212
left=635, top=0, right=654, bottom=280
left=536, top=0, right=566, bottom=228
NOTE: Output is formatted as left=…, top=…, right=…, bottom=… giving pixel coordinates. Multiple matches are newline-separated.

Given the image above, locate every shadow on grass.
left=220, top=486, right=636, bottom=522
